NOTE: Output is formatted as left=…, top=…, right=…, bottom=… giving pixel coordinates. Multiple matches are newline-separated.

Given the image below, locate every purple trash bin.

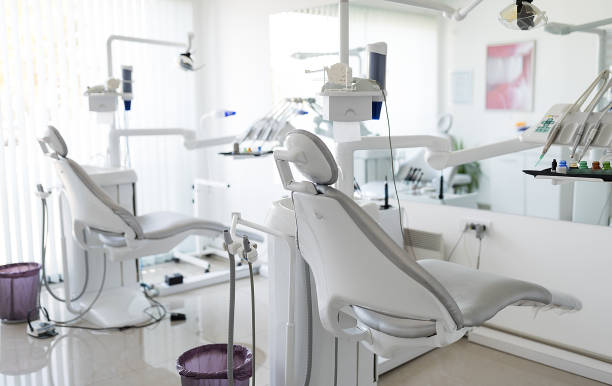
left=0, top=263, right=41, bottom=322
left=177, top=344, right=253, bottom=386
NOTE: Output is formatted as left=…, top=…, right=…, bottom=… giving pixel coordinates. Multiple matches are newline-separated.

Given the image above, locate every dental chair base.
left=58, top=166, right=152, bottom=328
left=71, top=286, right=151, bottom=327
left=265, top=198, right=436, bottom=385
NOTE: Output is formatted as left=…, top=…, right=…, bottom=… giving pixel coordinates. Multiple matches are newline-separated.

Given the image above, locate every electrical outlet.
left=461, top=218, right=491, bottom=231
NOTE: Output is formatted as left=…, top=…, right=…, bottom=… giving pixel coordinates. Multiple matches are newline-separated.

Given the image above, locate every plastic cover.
left=177, top=344, right=252, bottom=386
left=0, top=263, right=41, bottom=322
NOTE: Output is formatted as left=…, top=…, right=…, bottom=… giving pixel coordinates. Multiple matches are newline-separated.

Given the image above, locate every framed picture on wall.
left=486, top=41, right=535, bottom=111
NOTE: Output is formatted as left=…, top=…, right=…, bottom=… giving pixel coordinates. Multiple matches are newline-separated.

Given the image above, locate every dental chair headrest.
left=284, top=129, right=338, bottom=186
left=39, top=126, right=68, bottom=157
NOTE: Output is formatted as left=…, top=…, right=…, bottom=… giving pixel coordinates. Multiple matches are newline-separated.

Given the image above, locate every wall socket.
left=462, top=218, right=491, bottom=239
left=462, top=218, right=491, bottom=230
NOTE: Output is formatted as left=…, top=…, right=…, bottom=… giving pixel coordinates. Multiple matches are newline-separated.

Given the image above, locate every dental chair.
left=38, top=126, right=227, bottom=263
left=274, top=129, right=581, bottom=358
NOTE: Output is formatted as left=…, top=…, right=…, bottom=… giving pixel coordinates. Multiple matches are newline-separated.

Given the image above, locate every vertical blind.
left=0, top=0, right=196, bottom=272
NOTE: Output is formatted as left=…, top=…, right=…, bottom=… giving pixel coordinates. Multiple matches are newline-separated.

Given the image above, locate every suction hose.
left=38, top=185, right=89, bottom=303
left=223, top=230, right=236, bottom=386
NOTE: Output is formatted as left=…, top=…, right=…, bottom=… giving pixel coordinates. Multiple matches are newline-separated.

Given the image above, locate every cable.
left=51, top=253, right=108, bottom=325
left=446, top=227, right=467, bottom=262
left=123, top=110, right=132, bottom=168
left=381, top=91, right=417, bottom=260
left=39, top=193, right=88, bottom=303
left=476, top=238, right=483, bottom=270
left=248, top=262, right=256, bottom=386
left=224, top=232, right=236, bottom=386
left=53, top=294, right=167, bottom=331
left=303, top=263, right=313, bottom=386
left=36, top=186, right=165, bottom=332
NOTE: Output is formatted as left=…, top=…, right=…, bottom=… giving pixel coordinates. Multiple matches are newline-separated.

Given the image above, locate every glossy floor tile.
left=379, top=338, right=606, bottom=386
left=0, top=265, right=605, bottom=386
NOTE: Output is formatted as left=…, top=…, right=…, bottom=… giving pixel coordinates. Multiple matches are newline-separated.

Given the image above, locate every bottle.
left=556, top=160, right=568, bottom=174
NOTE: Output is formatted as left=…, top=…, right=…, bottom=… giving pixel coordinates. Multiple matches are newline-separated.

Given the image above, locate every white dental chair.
left=274, top=129, right=582, bottom=358
left=38, top=126, right=227, bottom=262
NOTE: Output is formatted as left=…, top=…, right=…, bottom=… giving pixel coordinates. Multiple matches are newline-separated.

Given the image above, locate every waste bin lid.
left=177, top=344, right=253, bottom=380
left=0, top=263, right=41, bottom=278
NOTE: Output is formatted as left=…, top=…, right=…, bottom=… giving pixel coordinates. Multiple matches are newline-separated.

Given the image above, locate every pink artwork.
left=486, top=41, right=535, bottom=111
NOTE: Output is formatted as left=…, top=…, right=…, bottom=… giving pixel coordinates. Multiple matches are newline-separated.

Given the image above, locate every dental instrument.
left=539, top=70, right=611, bottom=163
left=569, top=75, right=612, bottom=159
left=577, top=100, right=612, bottom=162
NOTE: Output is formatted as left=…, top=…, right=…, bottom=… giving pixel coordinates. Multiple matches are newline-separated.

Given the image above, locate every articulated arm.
left=110, top=128, right=236, bottom=150
left=335, top=135, right=540, bottom=195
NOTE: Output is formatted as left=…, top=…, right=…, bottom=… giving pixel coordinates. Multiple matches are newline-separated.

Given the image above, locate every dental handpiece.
left=540, top=109, right=571, bottom=162
left=570, top=77, right=612, bottom=159
left=540, top=70, right=611, bottom=162
left=577, top=101, right=612, bottom=161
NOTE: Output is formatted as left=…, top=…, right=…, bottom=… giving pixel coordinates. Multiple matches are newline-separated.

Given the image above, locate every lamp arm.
left=106, top=35, right=186, bottom=78
left=455, top=0, right=485, bottom=20
left=570, top=17, right=612, bottom=33
left=384, top=0, right=486, bottom=20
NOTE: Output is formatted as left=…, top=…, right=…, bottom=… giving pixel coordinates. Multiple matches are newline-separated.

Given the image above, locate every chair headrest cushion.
left=285, top=130, right=338, bottom=186
left=41, top=126, right=68, bottom=157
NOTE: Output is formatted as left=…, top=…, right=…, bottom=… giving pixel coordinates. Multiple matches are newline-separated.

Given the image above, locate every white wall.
left=442, top=0, right=612, bottom=213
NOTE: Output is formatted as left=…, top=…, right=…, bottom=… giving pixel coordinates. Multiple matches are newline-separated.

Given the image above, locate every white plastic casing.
left=322, top=94, right=372, bottom=122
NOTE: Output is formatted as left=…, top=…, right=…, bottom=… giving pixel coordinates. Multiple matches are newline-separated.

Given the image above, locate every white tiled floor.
left=0, top=263, right=605, bottom=386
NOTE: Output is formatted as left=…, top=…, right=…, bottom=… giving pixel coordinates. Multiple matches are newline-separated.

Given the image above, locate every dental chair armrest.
left=320, top=299, right=372, bottom=343
left=73, top=220, right=137, bottom=250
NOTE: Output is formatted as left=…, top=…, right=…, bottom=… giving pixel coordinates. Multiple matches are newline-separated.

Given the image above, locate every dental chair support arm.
left=335, top=135, right=539, bottom=195
left=109, top=128, right=236, bottom=151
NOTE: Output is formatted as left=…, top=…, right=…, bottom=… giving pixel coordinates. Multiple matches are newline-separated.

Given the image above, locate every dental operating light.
left=385, top=0, right=548, bottom=30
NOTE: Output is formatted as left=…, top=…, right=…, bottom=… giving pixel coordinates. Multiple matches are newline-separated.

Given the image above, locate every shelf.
left=523, top=168, right=612, bottom=184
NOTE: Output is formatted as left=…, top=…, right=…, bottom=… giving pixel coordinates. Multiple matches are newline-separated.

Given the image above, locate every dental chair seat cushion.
left=418, top=259, right=554, bottom=326
left=353, top=259, right=579, bottom=338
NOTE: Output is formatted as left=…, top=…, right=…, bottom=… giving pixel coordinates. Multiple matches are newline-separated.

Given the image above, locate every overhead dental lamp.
left=178, top=33, right=203, bottom=71
left=385, top=0, right=548, bottom=30
left=499, top=1, right=548, bottom=31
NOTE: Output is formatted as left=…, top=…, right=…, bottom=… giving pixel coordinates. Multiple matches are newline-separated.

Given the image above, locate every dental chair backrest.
left=274, top=130, right=464, bottom=339
left=38, top=126, right=143, bottom=247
